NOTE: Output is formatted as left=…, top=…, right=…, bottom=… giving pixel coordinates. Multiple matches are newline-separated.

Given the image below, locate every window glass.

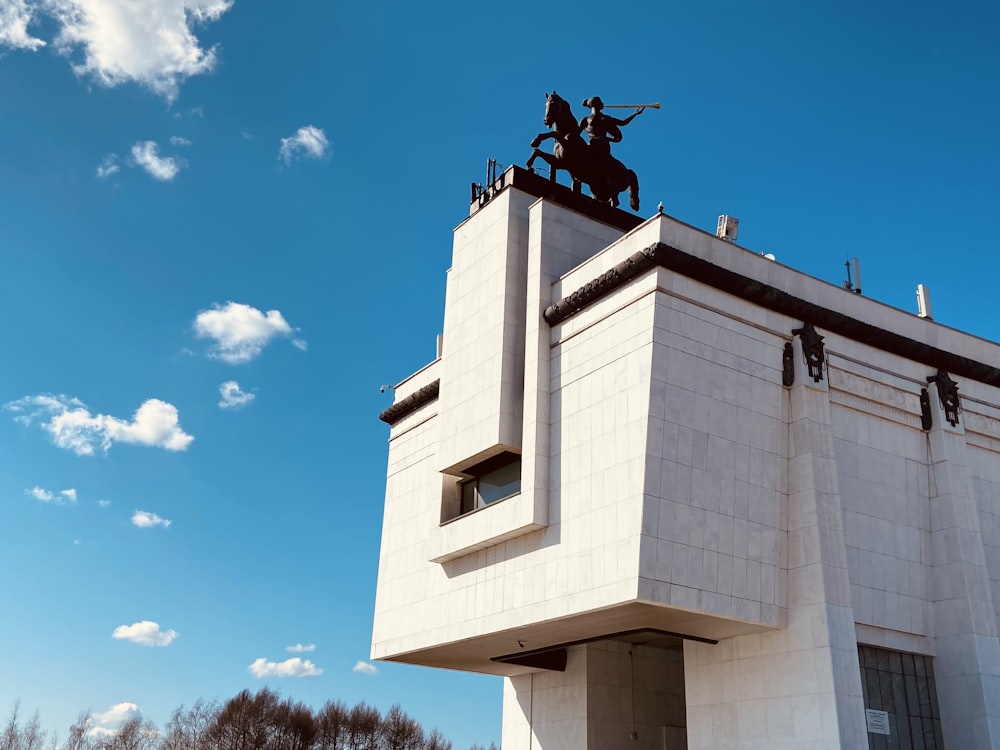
left=478, top=461, right=520, bottom=505
left=459, top=458, right=521, bottom=515
left=858, top=645, right=943, bottom=749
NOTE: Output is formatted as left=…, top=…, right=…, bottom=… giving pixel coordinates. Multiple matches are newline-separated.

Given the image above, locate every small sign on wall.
left=866, top=709, right=891, bottom=735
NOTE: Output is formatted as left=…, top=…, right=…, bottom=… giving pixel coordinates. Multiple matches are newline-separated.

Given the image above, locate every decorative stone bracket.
left=792, top=323, right=826, bottom=383
left=927, top=370, right=961, bottom=428
left=782, top=342, right=795, bottom=387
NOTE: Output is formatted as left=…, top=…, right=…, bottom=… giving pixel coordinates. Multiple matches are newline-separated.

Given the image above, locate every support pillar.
left=924, top=375, right=1000, bottom=747
left=685, top=330, right=867, bottom=749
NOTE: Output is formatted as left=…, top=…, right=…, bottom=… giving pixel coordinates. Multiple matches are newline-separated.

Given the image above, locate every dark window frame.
left=458, top=452, right=522, bottom=516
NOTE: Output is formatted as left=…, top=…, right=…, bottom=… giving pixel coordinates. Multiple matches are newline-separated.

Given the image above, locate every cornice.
left=378, top=380, right=440, bottom=426
left=545, top=242, right=1000, bottom=389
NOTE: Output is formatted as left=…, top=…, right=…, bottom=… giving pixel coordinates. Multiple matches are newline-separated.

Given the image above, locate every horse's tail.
left=627, top=170, right=639, bottom=212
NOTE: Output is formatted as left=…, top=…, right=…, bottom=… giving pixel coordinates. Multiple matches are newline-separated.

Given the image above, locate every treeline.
left=3, top=690, right=498, bottom=750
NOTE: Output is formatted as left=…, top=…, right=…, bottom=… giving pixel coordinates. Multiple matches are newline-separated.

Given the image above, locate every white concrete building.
left=372, top=166, right=1000, bottom=749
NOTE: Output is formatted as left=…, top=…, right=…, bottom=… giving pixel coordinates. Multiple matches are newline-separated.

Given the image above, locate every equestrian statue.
left=526, top=91, right=656, bottom=212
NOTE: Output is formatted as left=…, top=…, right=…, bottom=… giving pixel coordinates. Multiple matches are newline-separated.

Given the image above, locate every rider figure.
left=578, top=96, right=644, bottom=165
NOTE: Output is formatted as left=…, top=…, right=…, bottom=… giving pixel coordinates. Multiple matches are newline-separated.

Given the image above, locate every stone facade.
left=373, top=166, right=1000, bottom=748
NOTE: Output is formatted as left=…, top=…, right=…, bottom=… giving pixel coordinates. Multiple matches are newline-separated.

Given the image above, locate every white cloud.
left=218, top=380, right=255, bottom=410
left=85, top=702, right=152, bottom=738
left=5, top=394, right=194, bottom=455
left=193, top=301, right=298, bottom=364
left=0, top=0, right=46, bottom=50
left=285, top=643, right=315, bottom=653
left=96, top=153, right=119, bottom=178
left=112, top=620, right=178, bottom=646
left=131, top=141, right=181, bottom=181
left=131, top=510, right=171, bottom=528
left=248, top=657, right=322, bottom=678
left=353, top=660, right=378, bottom=676
left=279, top=125, right=329, bottom=165
left=92, top=702, right=140, bottom=727
left=291, top=338, right=307, bottom=352
left=88, top=705, right=137, bottom=736
left=5, top=0, right=234, bottom=101
left=98, top=498, right=111, bottom=507
left=169, top=135, right=191, bottom=146
left=26, top=486, right=77, bottom=504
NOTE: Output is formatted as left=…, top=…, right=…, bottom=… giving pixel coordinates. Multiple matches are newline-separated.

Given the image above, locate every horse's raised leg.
left=527, top=150, right=560, bottom=181
left=527, top=148, right=551, bottom=173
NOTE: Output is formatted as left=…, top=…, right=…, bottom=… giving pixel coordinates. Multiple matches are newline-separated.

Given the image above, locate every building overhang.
left=373, top=600, right=776, bottom=676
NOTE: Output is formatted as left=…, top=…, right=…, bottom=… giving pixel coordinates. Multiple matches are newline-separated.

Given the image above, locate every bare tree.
left=314, top=701, right=348, bottom=750
left=205, top=689, right=275, bottom=750
left=380, top=706, right=422, bottom=750
left=1, top=704, right=49, bottom=750
left=158, top=699, right=219, bottom=750
left=64, top=712, right=94, bottom=750
left=266, top=698, right=315, bottom=750
left=345, top=704, right=380, bottom=750
left=204, top=689, right=324, bottom=750
left=2, top=704, right=21, bottom=750
left=94, top=716, right=158, bottom=750
left=423, top=729, right=451, bottom=750
left=8, top=692, right=460, bottom=750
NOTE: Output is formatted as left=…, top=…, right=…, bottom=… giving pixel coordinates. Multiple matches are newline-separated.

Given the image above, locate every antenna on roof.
left=716, top=215, right=739, bottom=242
left=842, top=257, right=862, bottom=295
left=917, top=284, right=933, bottom=319
left=471, top=158, right=505, bottom=206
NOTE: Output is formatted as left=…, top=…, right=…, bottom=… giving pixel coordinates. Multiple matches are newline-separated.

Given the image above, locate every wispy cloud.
left=98, top=499, right=111, bottom=507
left=0, top=0, right=234, bottom=100
left=131, top=510, right=171, bottom=529
left=26, top=486, right=77, bottom=504
left=0, top=0, right=45, bottom=50
left=96, top=153, right=119, bottom=179
left=353, top=660, right=378, bottom=676
left=131, top=141, right=182, bottom=181
left=218, top=380, right=255, bottom=410
left=169, top=136, right=191, bottom=146
left=286, top=643, right=315, bottom=653
left=194, top=302, right=302, bottom=364
left=248, top=657, right=322, bottom=678
left=279, top=125, right=329, bottom=165
left=173, top=106, right=203, bottom=120
left=5, top=394, right=194, bottom=455
left=112, top=620, right=178, bottom=647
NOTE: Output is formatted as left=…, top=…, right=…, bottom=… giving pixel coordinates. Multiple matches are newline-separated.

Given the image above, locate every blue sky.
left=0, top=0, right=997, bottom=747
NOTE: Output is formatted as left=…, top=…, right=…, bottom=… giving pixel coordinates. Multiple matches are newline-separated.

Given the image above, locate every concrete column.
left=521, top=200, right=623, bottom=534
left=501, top=642, right=686, bottom=750
left=684, top=333, right=867, bottom=749
left=502, top=647, right=589, bottom=750
left=924, top=377, right=1000, bottom=748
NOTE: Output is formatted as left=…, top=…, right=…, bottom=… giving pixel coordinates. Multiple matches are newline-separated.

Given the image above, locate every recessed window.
left=459, top=454, right=521, bottom=515
left=858, top=645, right=943, bottom=748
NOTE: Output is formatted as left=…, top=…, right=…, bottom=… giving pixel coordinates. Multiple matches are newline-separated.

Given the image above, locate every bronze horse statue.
left=526, top=91, right=640, bottom=212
